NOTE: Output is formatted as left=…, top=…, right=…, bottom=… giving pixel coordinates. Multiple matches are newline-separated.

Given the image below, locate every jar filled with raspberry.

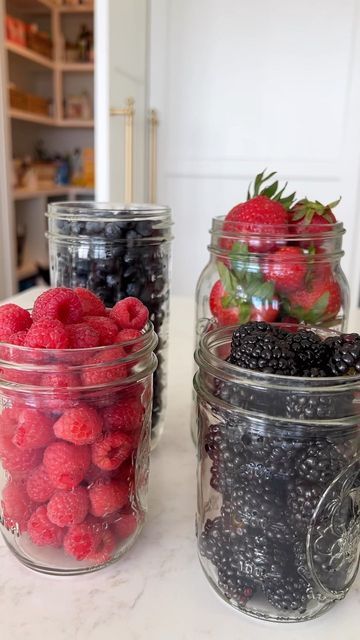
left=195, top=171, right=349, bottom=341
left=194, top=321, right=360, bottom=622
left=46, top=203, right=173, bottom=448
left=0, top=288, right=158, bottom=575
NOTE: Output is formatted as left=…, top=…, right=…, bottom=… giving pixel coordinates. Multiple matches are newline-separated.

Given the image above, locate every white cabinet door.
left=95, top=0, right=148, bottom=202
left=150, top=0, right=360, bottom=313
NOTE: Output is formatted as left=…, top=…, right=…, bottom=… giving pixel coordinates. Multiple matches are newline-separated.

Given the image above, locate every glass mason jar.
left=191, top=217, right=350, bottom=443
left=46, top=203, right=173, bottom=448
left=193, top=324, right=360, bottom=622
left=0, top=323, right=157, bottom=575
left=196, top=217, right=349, bottom=338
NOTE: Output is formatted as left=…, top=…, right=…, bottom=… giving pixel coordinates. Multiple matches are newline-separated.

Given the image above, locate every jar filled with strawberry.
left=195, top=171, right=349, bottom=343
left=0, top=288, right=157, bottom=575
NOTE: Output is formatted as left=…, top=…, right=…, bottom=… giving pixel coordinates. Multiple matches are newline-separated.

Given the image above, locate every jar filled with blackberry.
left=46, top=203, right=173, bottom=447
left=194, top=322, right=360, bottom=622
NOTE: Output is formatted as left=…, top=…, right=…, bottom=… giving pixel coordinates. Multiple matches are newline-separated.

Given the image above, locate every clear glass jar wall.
left=194, top=325, right=360, bottom=622
left=0, top=324, right=157, bottom=575
left=46, top=203, right=173, bottom=448
left=195, top=217, right=349, bottom=341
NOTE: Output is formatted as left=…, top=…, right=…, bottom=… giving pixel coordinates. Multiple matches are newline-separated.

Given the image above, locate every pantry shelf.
left=13, top=186, right=94, bottom=200
left=6, top=40, right=54, bottom=69
left=10, top=108, right=56, bottom=126
left=58, top=4, right=94, bottom=14
left=57, top=118, right=94, bottom=128
left=59, top=62, right=94, bottom=72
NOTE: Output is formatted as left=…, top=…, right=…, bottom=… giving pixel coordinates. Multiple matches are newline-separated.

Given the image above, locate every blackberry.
left=284, top=393, right=341, bottom=420
left=240, top=430, right=303, bottom=478
left=296, top=440, right=346, bottom=486
left=228, top=332, right=298, bottom=375
left=229, top=530, right=289, bottom=582
left=262, top=575, right=309, bottom=613
left=284, top=329, right=331, bottom=375
left=231, top=476, right=286, bottom=528
left=287, top=481, right=323, bottom=531
left=325, top=333, right=360, bottom=375
left=231, top=321, right=287, bottom=348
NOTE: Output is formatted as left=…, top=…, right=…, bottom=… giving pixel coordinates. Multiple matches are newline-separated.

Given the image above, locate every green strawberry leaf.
left=217, top=261, right=238, bottom=296
left=285, top=292, right=330, bottom=324
left=238, top=302, right=252, bottom=323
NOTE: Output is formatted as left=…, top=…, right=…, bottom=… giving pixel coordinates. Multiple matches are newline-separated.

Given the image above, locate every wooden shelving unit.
left=3, top=0, right=94, bottom=291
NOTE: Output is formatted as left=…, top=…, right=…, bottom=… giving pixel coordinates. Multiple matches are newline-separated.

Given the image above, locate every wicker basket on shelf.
left=27, top=94, right=49, bottom=116
left=9, top=87, right=28, bottom=111
left=26, top=30, right=52, bottom=59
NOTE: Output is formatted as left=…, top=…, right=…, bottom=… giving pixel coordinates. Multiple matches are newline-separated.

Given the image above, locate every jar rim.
left=195, top=323, right=360, bottom=392
left=47, top=201, right=172, bottom=224
left=0, top=321, right=158, bottom=392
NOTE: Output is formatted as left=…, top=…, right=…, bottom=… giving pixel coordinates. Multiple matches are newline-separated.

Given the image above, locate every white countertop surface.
left=0, top=288, right=359, bottom=640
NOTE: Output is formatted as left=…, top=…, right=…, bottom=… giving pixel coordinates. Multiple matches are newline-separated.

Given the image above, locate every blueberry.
left=70, top=221, right=85, bottom=235
left=85, top=221, right=105, bottom=235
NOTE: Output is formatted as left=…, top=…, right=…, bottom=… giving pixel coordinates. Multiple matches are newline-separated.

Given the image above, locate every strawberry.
left=209, top=280, right=225, bottom=317
left=287, top=275, right=341, bottom=324
left=221, top=171, right=295, bottom=253
left=217, top=306, right=240, bottom=326
left=289, top=198, right=339, bottom=247
left=263, top=246, right=307, bottom=294
left=250, top=297, right=280, bottom=323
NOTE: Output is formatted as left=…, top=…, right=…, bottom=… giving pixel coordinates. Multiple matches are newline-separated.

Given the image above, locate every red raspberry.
left=88, top=479, right=128, bottom=517
left=12, top=408, right=55, bottom=449
left=74, top=288, right=106, bottom=317
left=83, top=316, right=118, bottom=346
left=53, top=405, right=103, bottom=445
left=47, top=486, right=89, bottom=527
left=43, top=441, right=91, bottom=490
left=91, top=431, right=133, bottom=471
left=0, top=406, right=20, bottom=437
left=113, top=511, right=138, bottom=539
left=110, top=297, right=149, bottom=330
left=24, top=319, right=70, bottom=349
left=8, top=330, right=28, bottom=346
left=85, top=463, right=112, bottom=485
left=102, top=398, right=143, bottom=433
left=32, top=288, right=83, bottom=325
left=27, top=505, right=64, bottom=547
left=115, top=329, right=142, bottom=352
left=63, top=522, right=101, bottom=560
left=26, top=464, right=56, bottom=502
left=0, top=304, right=32, bottom=341
left=0, top=433, right=42, bottom=473
left=41, top=368, right=81, bottom=389
left=66, top=323, right=100, bottom=349
left=81, top=348, right=127, bottom=386
left=1, top=479, right=34, bottom=532
left=87, top=527, right=116, bottom=565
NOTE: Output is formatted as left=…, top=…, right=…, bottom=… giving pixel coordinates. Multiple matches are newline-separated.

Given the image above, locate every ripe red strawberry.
left=287, top=275, right=341, bottom=323
left=209, top=280, right=225, bottom=316
left=263, top=246, right=307, bottom=294
left=250, top=297, right=280, bottom=322
left=217, top=306, right=240, bottom=326
left=221, top=171, right=295, bottom=253
left=289, top=198, right=339, bottom=246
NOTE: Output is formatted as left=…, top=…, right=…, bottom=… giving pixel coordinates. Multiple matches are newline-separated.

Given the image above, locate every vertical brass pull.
left=110, top=97, right=135, bottom=202
left=148, top=109, right=159, bottom=203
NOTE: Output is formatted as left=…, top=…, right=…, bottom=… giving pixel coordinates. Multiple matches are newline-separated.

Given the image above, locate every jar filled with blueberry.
left=194, top=321, right=360, bottom=622
left=46, top=203, right=173, bottom=447
left=0, top=288, right=158, bottom=575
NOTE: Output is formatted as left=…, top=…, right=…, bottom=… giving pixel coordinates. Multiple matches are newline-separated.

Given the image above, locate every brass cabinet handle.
left=148, top=109, right=159, bottom=203
left=110, top=97, right=135, bottom=202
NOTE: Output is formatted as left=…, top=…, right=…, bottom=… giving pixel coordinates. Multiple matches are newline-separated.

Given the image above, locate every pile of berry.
left=199, top=322, right=360, bottom=615
left=52, top=213, right=171, bottom=438
left=0, top=287, right=151, bottom=567
left=209, top=170, right=344, bottom=327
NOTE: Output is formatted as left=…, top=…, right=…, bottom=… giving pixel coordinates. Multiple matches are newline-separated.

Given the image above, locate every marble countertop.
left=0, top=289, right=359, bottom=640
